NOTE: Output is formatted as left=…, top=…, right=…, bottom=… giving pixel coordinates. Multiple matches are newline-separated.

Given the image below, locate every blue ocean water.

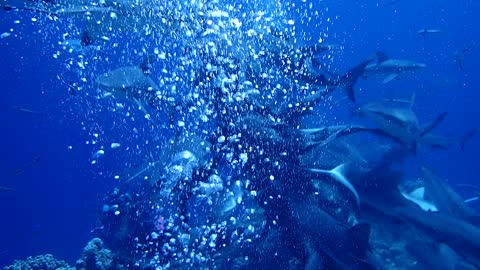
left=0, top=0, right=479, bottom=268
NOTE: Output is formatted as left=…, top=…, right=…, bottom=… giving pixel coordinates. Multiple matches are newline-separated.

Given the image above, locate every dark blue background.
left=1, top=0, right=479, bottom=267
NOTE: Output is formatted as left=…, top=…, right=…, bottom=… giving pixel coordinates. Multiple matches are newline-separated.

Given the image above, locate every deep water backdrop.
left=0, top=0, right=479, bottom=267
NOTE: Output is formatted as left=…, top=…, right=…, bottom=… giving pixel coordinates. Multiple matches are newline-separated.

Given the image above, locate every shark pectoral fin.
left=419, top=112, right=447, bottom=137
left=382, top=73, right=399, bottom=84
left=145, top=76, right=161, bottom=93
left=465, top=197, right=479, bottom=204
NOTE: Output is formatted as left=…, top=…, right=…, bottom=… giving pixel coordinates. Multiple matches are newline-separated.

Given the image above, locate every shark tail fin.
left=420, top=112, right=447, bottom=137
left=347, top=223, right=372, bottom=256
left=309, top=163, right=360, bottom=206
left=80, top=30, right=93, bottom=47
left=330, top=163, right=347, bottom=178
left=459, top=127, right=477, bottom=151
left=336, top=59, right=372, bottom=103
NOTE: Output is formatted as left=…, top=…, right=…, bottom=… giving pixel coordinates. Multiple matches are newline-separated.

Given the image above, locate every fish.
left=453, top=44, right=475, bottom=71
left=286, top=58, right=373, bottom=107
left=11, top=105, right=43, bottom=115
left=405, top=240, right=473, bottom=270
left=358, top=101, right=447, bottom=153
left=417, top=28, right=443, bottom=36
left=1, top=3, right=57, bottom=15
left=300, top=124, right=385, bottom=148
left=363, top=52, right=426, bottom=84
left=96, top=58, right=163, bottom=120
left=0, top=186, right=15, bottom=192
left=289, top=194, right=376, bottom=270
left=349, top=147, right=480, bottom=268
left=15, top=155, right=41, bottom=176
left=394, top=206, right=480, bottom=269
left=268, top=41, right=372, bottom=102
left=381, top=0, right=400, bottom=7
left=50, top=0, right=200, bottom=43
left=420, top=166, right=479, bottom=223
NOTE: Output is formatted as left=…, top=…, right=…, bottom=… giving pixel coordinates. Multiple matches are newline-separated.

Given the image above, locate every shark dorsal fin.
left=376, top=51, right=389, bottom=63
left=309, top=163, right=360, bottom=206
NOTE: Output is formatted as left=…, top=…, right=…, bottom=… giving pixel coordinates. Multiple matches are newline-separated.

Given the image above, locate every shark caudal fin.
left=335, top=59, right=372, bottom=102
left=347, top=223, right=372, bottom=256
left=309, top=163, right=360, bottom=206
left=459, top=128, right=478, bottom=151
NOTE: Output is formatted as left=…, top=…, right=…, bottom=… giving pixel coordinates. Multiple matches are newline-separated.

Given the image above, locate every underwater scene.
left=0, top=0, right=479, bottom=269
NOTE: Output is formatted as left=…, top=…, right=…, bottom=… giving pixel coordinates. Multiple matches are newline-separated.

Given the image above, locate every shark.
left=293, top=58, right=373, bottom=103
left=417, top=28, right=443, bottom=36
left=358, top=101, right=448, bottom=153
left=394, top=206, right=480, bottom=269
left=11, top=105, right=43, bottom=115
left=363, top=52, right=426, bottom=84
left=453, top=44, right=475, bottom=71
left=288, top=193, right=376, bottom=270
left=267, top=41, right=372, bottom=103
left=405, top=238, right=478, bottom=270
left=300, top=125, right=386, bottom=148
left=5, top=0, right=203, bottom=47
left=40, top=0, right=202, bottom=42
left=96, top=58, right=169, bottom=120
left=418, top=166, right=479, bottom=223
left=0, top=186, right=15, bottom=192
left=347, top=146, right=480, bottom=269
left=15, top=156, right=41, bottom=176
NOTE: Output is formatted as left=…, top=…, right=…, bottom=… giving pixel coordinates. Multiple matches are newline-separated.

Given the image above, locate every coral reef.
left=3, top=254, right=73, bottom=270
left=75, top=238, right=117, bottom=270
left=3, top=238, right=122, bottom=270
